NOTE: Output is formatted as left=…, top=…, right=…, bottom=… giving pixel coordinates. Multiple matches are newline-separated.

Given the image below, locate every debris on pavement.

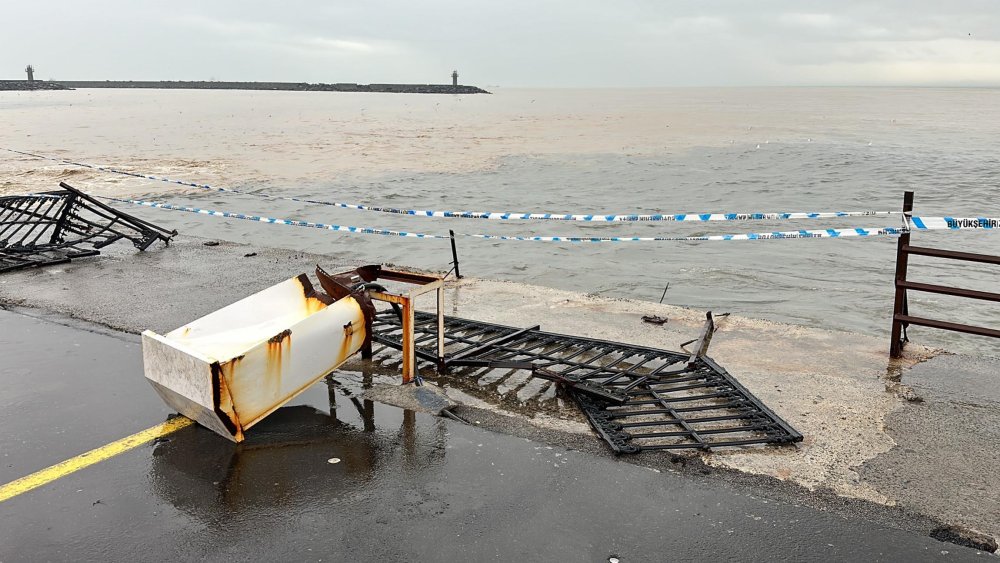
left=0, top=182, right=174, bottom=273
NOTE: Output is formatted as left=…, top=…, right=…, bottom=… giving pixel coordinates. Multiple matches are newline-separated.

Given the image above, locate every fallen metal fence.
left=371, top=309, right=802, bottom=453
left=0, top=182, right=174, bottom=272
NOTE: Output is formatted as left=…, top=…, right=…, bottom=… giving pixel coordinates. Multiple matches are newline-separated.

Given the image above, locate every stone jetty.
left=0, top=80, right=72, bottom=91
left=40, top=80, right=490, bottom=94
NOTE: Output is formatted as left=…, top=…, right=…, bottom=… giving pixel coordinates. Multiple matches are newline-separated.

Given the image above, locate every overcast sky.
left=3, top=1, right=999, bottom=87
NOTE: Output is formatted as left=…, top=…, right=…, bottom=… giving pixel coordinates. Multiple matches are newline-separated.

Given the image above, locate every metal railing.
left=889, top=191, right=1000, bottom=357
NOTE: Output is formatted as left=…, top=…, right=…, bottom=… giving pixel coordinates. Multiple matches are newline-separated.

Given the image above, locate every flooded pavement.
left=859, top=354, right=1000, bottom=543
left=0, top=308, right=990, bottom=561
left=1, top=236, right=999, bottom=556
left=392, top=278, right=934, bottom=499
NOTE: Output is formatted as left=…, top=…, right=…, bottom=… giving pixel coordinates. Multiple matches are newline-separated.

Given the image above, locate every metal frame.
left=890, top=191, right=1000, bottom=357
left=573, top=355, right=803, bottom=453
left=363, top=270, right=445, bottom=384
left=0, top=182, right=174, bottom=272
left=371, top=310, right=802, bottom=453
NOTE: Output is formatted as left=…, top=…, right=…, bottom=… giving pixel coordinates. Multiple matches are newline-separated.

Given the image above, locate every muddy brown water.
left=2, top=87, right=998, bottom=355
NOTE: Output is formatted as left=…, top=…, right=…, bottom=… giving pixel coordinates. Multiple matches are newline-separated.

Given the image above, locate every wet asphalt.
left=0, top=308, right=989, bottom=561
left=859, top=354, right=1000, bottom=541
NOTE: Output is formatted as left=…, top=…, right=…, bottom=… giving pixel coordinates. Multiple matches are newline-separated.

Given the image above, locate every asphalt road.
left=0, top=308, right=989, bottom=561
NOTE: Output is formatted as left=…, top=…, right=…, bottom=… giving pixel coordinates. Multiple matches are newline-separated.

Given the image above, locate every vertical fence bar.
left=436, top=285, right=446, bottom=373
left=889, top=191, right=914, bottom=358
left=449, top=229, right=463, bottom=279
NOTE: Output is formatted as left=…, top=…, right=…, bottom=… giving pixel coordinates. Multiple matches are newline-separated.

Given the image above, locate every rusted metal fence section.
left=890, top=191, right=1000, bottom=357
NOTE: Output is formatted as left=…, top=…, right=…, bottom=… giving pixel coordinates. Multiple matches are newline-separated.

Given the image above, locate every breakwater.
left=52, top=80, right=490, bottom=94
left=0, top=80, right=71, bottom=91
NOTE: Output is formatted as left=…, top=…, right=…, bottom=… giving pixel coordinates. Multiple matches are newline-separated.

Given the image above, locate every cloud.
left=169, top=14, right=278, bottom=38
left=168, top=14, right=403, bottom=61
left=643, top=15, right=732, bottom=35
left=784, top=38, right=1000, bottom=84
left=2, top=0, right=1000, bottom=86
left=302, top=38, right=378, bottom=54
left=778, top=13, right=840, bottom=29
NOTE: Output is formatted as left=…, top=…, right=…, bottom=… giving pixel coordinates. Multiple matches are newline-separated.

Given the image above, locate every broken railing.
left=890, top=191, right=1000, bottom=357
left=370, top=308, right=802, bottom=453
left=0, top=182, right=174, bottom=272
left=138, top=263, right=801, bottom=450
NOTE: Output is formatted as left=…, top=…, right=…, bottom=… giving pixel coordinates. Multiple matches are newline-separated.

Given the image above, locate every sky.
left=3, top=1, right=999, bottom=87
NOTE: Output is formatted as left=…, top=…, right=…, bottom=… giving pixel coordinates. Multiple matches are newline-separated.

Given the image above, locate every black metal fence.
left=0, top=182, right=174, bottom=273
left=372, top=309, right=803, bottom=453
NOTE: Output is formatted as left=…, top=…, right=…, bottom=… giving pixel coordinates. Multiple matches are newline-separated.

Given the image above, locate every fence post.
left=449, top=230, right=463, bottom=279
left=889, top=191, right=914, bottom=358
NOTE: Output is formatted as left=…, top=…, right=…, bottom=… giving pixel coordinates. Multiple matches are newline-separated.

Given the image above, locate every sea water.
left=2, top=87, right=998, bottom=354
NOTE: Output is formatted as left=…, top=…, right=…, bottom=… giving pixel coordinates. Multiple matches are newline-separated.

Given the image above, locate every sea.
left=2, top=87, right=998, bottom=354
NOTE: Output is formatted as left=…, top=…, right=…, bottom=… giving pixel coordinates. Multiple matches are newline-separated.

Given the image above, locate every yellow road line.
left=0, top=416, right=194, bottom=503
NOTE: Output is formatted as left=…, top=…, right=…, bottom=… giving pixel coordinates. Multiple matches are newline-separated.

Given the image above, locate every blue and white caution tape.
left=469, top=216, right=1000, bottom=239
left=99, top=195, right=926, bottom=242
left=908, top=216, right=998, bottom=230
left=465, top=227, right=909, bottom=242
left=5, top=148, right=897, bottom=222
left=98, top=196, right=448, bottom=240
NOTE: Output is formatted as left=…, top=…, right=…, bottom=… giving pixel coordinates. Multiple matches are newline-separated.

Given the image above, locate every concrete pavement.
left=0, top=235, right=998, bottom=554
left=0, top=308, right=990, bottom=561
